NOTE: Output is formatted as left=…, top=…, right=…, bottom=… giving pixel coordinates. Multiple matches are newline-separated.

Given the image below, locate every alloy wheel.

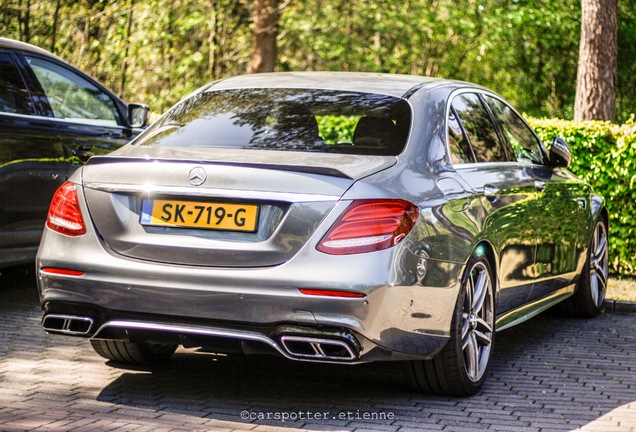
left=462, top=261, right=494, bottom=382
left=589, top=221, right=609, bottom=307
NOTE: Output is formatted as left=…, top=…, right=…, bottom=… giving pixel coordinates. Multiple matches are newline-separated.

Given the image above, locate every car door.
left=449, top=91, right=541, bottom=312
left=0, top=50, right=65, bottom=264
left=18, top=53, right=134, bottom=178
left=484, top=95, right=588, bottom=301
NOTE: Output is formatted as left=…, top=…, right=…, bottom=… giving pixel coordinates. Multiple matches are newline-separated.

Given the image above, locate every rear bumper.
left=37, top=226, right=462, bottom=362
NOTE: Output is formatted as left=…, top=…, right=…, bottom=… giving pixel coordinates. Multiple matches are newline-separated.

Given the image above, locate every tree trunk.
left=207, top=0, right=218, bottom=77
left=50, top=0, right=62, bottom=52
left=119, top=0, right=135, bottom=97
left=574, top=0, right=617, bottom=121
left=247, top=0, right=279, bottom=73
left=17, top=0, right=31, bottom=43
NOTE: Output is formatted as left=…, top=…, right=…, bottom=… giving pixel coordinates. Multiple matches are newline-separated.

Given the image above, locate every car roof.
left=0, top=37, right=64, bottom=60
left=207, top=72, right=466, bottom=98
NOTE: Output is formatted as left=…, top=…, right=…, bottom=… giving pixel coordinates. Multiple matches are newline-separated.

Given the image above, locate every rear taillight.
left=316, top=199, right=419, bottom=255
left=46, top=181, right=86, bottom=236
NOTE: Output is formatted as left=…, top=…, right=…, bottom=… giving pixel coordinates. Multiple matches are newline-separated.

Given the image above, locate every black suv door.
left=0, top=51, right=64, bottom=266
left=0, top=44, right=142, bottom=267
left=18, top=53, right=135, bottom=178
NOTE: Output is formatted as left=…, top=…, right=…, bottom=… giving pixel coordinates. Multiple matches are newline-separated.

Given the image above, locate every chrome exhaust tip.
left=280, top=335, right=357, bottom=361
left=42, top=314, right=94, bottom=336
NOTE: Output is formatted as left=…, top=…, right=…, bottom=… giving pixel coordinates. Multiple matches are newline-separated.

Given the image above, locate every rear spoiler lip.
left=86, top=156, right=353, bottom=179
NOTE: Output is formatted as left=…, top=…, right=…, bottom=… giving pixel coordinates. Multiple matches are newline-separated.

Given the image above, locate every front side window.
left=0, top=53, right=34, bottom=115
left=452, top=93, right=506, bottom=163
left=26, top=56, right=120, bottom=126
left=485, top=96, right=547, bottom=165
left=136, top=88, right=412, bottom=156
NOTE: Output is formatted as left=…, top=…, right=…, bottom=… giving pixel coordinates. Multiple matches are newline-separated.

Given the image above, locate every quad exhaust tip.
left=280, top=335, right=357, bottom=361
left=42, top=314, right=94, bottom=336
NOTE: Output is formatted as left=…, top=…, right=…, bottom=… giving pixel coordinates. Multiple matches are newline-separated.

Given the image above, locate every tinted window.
left=26, top=56, right=120, bottom=126
left=136, top=89, right=411, bottom=156
left=0, top=53, right=34, bottom=115
left=485, top=96, right=547, bottom=165
left=447, top=108, right=474, bottom=164
left=452, top=93, right=505, bottom=162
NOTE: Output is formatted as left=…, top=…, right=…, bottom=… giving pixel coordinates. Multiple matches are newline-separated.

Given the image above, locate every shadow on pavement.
left=1, top=264, right=634, bottom=431
left=94, top=312, right=636, bottom=430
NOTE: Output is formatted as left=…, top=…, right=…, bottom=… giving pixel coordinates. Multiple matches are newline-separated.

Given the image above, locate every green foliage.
left=529, top=117, right=636, bottom=276
left=315, top=115, right=358, bottom=143
left=1, top=0, right=635, bottom=121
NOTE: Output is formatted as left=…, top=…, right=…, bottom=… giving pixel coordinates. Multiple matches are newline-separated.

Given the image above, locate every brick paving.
left=1, top=265, right=635, bottom=431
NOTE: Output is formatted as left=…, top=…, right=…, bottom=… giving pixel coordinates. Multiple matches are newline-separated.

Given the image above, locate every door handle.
left=484, top=184, right=499, bottom=200
left=534, top=180, right=546, bottom=192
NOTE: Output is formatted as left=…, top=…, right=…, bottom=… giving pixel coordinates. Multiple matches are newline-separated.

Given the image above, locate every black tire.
left=405, top=254, right=495, bottom=396
left=90, top=339, right=177, bottom=366
left=557, top=217, right=609, bottom=318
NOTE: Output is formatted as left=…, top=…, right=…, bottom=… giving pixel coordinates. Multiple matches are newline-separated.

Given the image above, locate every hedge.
left=528, top=116, right=636, bottom=277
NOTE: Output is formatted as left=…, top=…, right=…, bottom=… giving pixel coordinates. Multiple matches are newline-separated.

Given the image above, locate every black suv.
left=0, top=38, right=148, bottom=268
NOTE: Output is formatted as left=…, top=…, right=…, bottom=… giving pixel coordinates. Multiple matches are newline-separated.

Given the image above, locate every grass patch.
left=607, top=277, right=636, bottom=302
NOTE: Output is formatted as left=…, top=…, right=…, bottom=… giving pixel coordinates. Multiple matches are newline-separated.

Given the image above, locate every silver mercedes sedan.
left=37, top=72, right=609, bottom=396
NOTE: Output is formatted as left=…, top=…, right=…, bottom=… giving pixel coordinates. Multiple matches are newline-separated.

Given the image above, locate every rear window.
left=136, top=89, right=411, bottom=156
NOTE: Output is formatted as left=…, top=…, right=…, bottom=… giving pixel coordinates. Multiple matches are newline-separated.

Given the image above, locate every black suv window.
left=452, top=93, right=506, bottom=163
left=0, top=53, right=34, bottom=115
left=485, top=96, right=547, bottom=165
left=25, top=56, right=120, bottom=126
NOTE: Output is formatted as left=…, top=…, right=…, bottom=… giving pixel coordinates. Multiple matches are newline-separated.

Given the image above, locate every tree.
left=574, top=0, right=617, bottom=121
left=248, top=0, right=279, bottom=73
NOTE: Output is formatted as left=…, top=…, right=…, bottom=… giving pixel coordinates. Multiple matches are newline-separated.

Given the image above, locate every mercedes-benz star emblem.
left=188, top=166, right=207, bottom=186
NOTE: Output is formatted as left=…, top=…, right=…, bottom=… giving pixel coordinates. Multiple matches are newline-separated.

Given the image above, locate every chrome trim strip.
left=83, top=182, right=340, bottom=202
left=495, top=284, right=576, bottom=331
left=92, top=320, right=361, bottom=363
left=0, top=111, right=52, bottom=121
left=93, top=319, right=289, bottom=354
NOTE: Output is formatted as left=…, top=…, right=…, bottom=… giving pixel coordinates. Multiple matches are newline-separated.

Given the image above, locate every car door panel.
left=19, top=54, right=135, bottom=178
left=455, top=164, right=540, bottom=311
left=483, top=95, right=586, bottom=301
left=0, top=51, right=65, bottom=260
left=525, top=165, right=591, bottom=300
left=0, top=41, right=143, bottom=267
left=50, top=120, right=133, bottom=177
left=449, top=92, right=539, bottom=312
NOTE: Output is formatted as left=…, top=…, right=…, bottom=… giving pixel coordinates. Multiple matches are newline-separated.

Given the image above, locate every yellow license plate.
left=140, top=199, right=259, bottom=232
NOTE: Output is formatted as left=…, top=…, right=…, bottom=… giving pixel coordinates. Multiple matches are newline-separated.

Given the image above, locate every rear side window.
left=485, top=96, right=547, bottom=165
left=451, top=93, right=506, bottom=163
left=0, top=53, right=34, bottom=115
left=447, top=108, right=474, bottom=164
left=136, top=89, right=412, bottom=156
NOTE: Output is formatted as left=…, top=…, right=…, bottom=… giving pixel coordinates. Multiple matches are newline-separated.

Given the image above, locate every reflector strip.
left=299, top=289, right=365, bottom=298
left=41, top=267, right=85, bottom=277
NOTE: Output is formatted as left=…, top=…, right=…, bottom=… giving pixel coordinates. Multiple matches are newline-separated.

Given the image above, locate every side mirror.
left=549, top=137, right=572, bottom=168
left=128, top=103, right=149, bottom=128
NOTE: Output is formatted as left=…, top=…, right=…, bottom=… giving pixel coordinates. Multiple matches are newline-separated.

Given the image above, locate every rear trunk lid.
left=81, top=147, right=396, bottom=267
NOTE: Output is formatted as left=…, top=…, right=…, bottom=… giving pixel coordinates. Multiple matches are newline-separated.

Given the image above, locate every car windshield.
left=135, top=88, right=412, bottom=156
